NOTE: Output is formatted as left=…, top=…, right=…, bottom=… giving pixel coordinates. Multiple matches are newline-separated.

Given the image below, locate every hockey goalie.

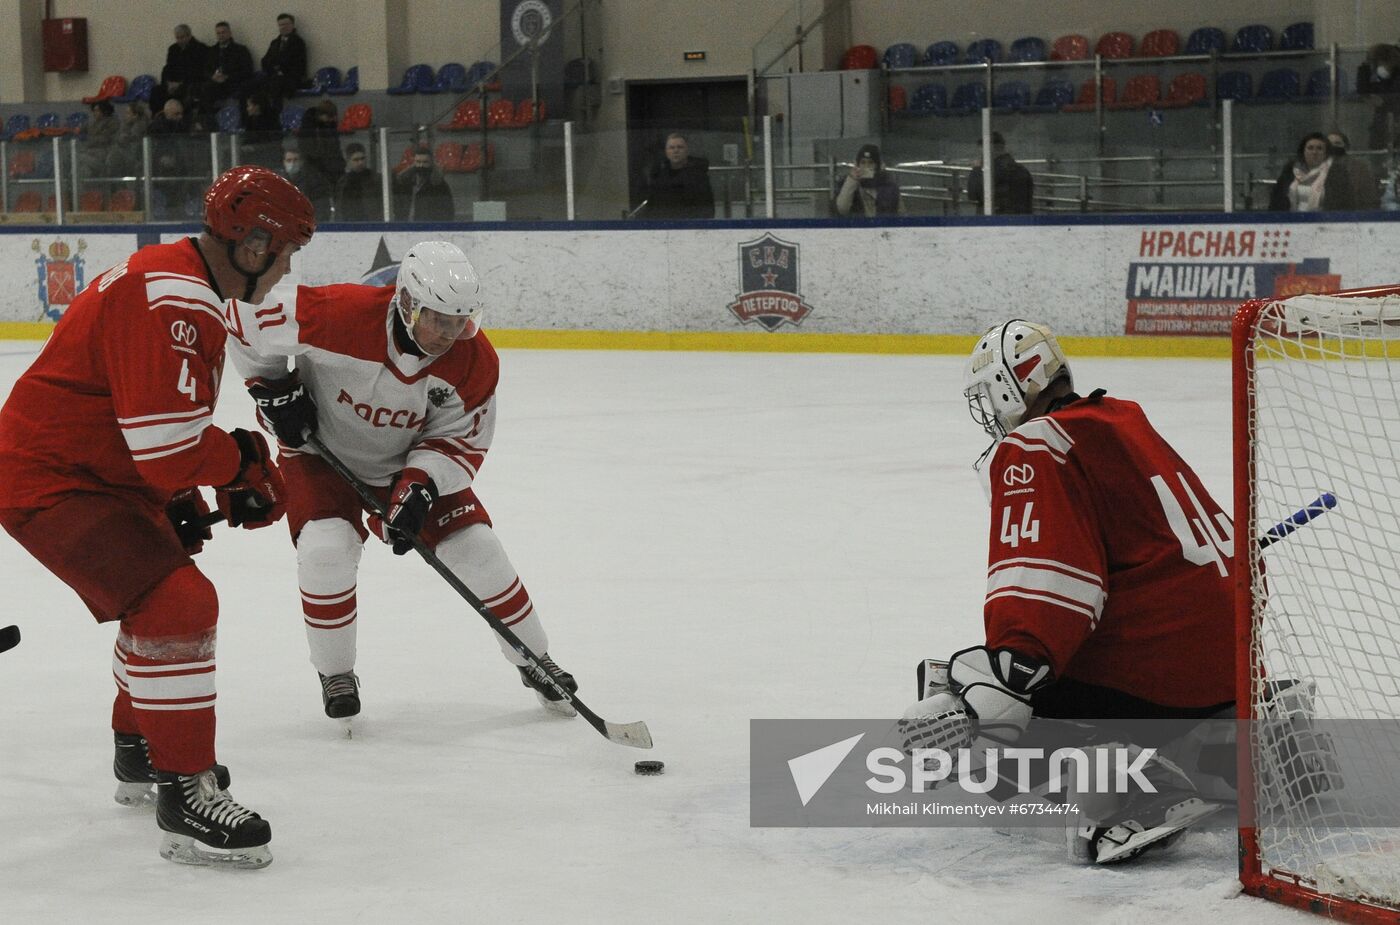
left=900, top=319, right=1238, bottom=863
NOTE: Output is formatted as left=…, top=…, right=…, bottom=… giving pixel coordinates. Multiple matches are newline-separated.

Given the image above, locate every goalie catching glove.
left=216, top=428, right=287, bottom=529
left=367, top=468, right=437, bottom=555
left=247, top=372, right=317, bottom=448
left=899, top=645, right=1053, bottom=754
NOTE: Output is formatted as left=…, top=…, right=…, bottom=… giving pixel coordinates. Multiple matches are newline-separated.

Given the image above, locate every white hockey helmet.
left=395, top=241, right=485, bottom=354
left=963, top=319, right=1072, bottom=440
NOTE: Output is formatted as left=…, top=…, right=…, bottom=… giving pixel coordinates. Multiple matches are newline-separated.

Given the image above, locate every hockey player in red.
left=224, top=241, right=578, bottom=726
left=0, top=165, right=315, bottom=869
left=900, top=319, right=1235, bottom=863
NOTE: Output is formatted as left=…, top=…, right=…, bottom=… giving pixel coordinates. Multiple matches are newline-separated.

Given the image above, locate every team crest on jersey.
left=729, top=233, right=813, bottom=331
left=32, top=238, right=87, bottom=321
left=428, top=386, right=453, bottom=408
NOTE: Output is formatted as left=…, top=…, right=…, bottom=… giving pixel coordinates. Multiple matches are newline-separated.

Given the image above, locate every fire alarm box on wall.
left=42, top=18, right=89, bottom=73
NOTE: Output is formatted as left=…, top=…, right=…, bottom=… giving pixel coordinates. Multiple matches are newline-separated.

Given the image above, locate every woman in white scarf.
left=1269, top=133, right=1335, bottom=212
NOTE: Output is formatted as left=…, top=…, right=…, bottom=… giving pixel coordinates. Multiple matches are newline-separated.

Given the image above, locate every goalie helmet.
left=963, top=319, right=1072, bottom=440
left=395, top=241, right=485, bottom=355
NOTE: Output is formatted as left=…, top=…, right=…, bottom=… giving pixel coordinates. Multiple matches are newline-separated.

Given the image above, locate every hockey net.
left=1234, top=287, right=1400, bottom=922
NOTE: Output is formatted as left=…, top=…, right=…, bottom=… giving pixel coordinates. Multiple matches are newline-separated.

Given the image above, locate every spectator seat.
left=438, top=99, right=483, bottom=131
left=1107, top=74, right=1160, bottom=110
left=465, top=60, right=501, bottom=90
left=888, top=85, right=907, bottom=112
left=109, top=189, right=138, bottom=211
left=1139, top=30, right=1180, bottom=57
left=386, top=64, right=433, bottom=95
left=1216, top=71, right=1253, bottom=102
left=279, top=105, right=306, bottom=133
left=922, top=41, right=959, bottom=66
left=486, top=98, right=514, bottom=128
left=1230, top=25, right=1272, bottom=54
left=1302, top=67, right=1335, bottom=99
left=326, top=66, right=359, bottom=96
left=338, top=103, right=371, bottom=133
left=1062, top=76, right=1117, bottom=112
left=1184, top=28, right=1227, bottom=55
left=965, top=39, right=1002, bottom=64
left=114, top=74, right=156, bottom=104
left=1094, top=32, right=1134, bottom=59
left=78, top=189, right=106, bottom=211
left=992, top=81, right=1032, bottom=112
left=882, top=44, right=918, bottom=69
left=12, top=191, right=42, bottom=212
left=4, top=114, right=31, bottom=142
left=216, top=102, right=242, bottom=133
left=908, top=83, right=947, bottom=115
left=434, top=142, right=464, bottom=172
left=296, top=67, right=342, bottom=97
left=944, top=81, right=986, bottom=114
left=1008, top=37, right=1046, bottom=62
left=512, top=99, right=545, bottom=126
left=1249, top=69, right=1300, bottom=104
left=1027, top=79, right=1075, bottom=112
left=36, top=112, right=65, bottom=137
left=462, top=143, right=495, bottom=173
left=839, top=45, right=878, bottom=70
left=1280, top=22, right=1314, bottom=51
left=65, top=112, right=89, bottom=135
left=427, top=63, right=468, bottom=94
left=7, top=149, right=36, bottom=177
left=1159, top=72, right=1208, bottom=108
left=1049, top=34, right=1089, bottom=61
left=82, top=75, right=126, bottom=105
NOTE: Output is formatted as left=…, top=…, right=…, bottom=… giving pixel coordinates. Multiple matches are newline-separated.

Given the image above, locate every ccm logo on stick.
left=337, top=390, right=427, bottom=430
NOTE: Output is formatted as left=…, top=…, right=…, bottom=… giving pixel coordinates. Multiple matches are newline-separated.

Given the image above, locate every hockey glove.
left=216, top=428, right=287, bottom=529
left=247, top=372, right=317, bottom=448
left=372, top=468, right=437, bottom=555
left=166, top=488, right=214, bottom=554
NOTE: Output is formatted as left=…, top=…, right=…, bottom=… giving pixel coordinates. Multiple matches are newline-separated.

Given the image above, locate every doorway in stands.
left=625, top=78, right=748, bottom=218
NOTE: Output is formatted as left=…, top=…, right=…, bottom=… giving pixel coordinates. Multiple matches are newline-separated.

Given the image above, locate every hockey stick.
left=0, top=625, right=19, bottom=654
left=304, top=434, right=653, bottom=750
left=1258, top=493, right=1337, bottom=550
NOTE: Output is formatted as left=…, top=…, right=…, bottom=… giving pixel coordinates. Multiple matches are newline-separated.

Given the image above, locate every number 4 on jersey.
left=1151, top=473, right=1233, bottom=577
left=1000, top=502, right=1040, bottom=548
left=177, top=359, right=198, bottom=402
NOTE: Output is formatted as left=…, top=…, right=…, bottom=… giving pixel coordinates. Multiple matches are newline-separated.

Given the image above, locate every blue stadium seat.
left=114, top=74, right=157, bottom=104
left=1230, top=25, right=1272, bottom=54
left=34, top=112, right=62, bottom=135
left=922, top=41, right=959, bottom=66
left=386, top=63, right=433, bottom=95
left=3, top=114, right=30, bottom=141
left=1184, top=28, right=1226, bottom=56
left=909, top=83, right=947, bottom=115
left=216, top=102, right=242, bottom=133
left=1301, top=67, right=1340, bottom=100
left=1280, top=22, right=1314, bottom=51
left=465, top=60, right=498, bottom=88
left=65, top=111, right=89, bottom=134
left=944, top=81, right=987, bottom=114
left=326, top=66, right=359, bottom=96
left=1249, top=69, right=1300, bottom=104
left=1215, top=71, right=1253, bottom=102
left=965, top=39, right=1002, bottom=64
left=296, top=67, right=341, bottom=97
left=279, top=104, right=306, bottom=132
left=882, top=43, right=918, bottom=69
left=992, top=81, right=1031, bottom=112
left=1027, top=79, right=1075, bottom=113
left=1008, top=37, right=1046, bottom=63
left=426, top=63, right=467, bottom=94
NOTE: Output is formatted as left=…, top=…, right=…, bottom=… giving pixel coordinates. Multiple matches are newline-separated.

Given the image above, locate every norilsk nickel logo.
left=729, top=233, right=814, bottom=331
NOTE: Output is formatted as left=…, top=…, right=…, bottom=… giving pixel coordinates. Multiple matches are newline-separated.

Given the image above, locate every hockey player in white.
left=224, top=241, right=577, bottom=723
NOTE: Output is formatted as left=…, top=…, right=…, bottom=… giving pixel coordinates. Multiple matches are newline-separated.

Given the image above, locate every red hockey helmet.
left=203, top=165, right=315, bottom=257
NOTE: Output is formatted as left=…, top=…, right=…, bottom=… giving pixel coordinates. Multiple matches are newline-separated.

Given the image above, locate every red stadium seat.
left=12, top=191, right=42, bottom=212
left=8, top=151, right=36, bottom=178
left=840, top=45, right=879, bottom=70
left=434, top=141, right=464, bottom=172
left=1062, top=76, right=1117, bottom=112
left=1094, top=32, right=1134, bottom=60
left=888, top=85, right=908, bottom=112
left=82, top=75, right=127, bottom=105
left=1159, top=73, right=1207, bottom=108
left=512, top=99, right=545, bottom=127
left=1049, top=34, right=1089, bottom=61
left=338, top=103, right=372, bottom=133
left=1139, top=29, right=1180, bottom=57
left=486, top=99, right=514, bottom=128
left=1107, top=74, right=1161, bottom=110
left=109, top=189, right=138, bottom=211
left=78, top=189, right=106, bottom=211
left=438, top=99, right=483, bottom=132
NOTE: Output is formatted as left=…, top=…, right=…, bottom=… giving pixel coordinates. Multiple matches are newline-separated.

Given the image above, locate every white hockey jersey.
left=224, top=282, right=498, bottom=492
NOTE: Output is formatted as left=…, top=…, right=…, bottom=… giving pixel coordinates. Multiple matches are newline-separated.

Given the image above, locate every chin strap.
left=225, top=240, right=276, bottom=301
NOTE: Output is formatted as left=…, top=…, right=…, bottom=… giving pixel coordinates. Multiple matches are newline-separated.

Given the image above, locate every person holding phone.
left=832, top=143, right=902, bottom=217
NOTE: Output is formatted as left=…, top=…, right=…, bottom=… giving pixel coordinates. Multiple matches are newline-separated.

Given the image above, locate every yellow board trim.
left=0, top=321, right=1233, bottom=358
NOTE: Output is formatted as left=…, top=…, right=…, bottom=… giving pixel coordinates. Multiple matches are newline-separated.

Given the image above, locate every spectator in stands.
left=832, top=143, right=903, bottom=217
left=642, top=133, right=715, bottom=219
left=968, top=133, right=1033, bottom=215
left=298, top=99, right=346, bottom=189
left=335, top=143, right=381, bottom=222
left=238, top=93, right=283, bottom=169
left=108, top=101, right=150, bottom=177
left=393, top=145, right=455, bottom=221
left=82, top=100, right=118, bottom=178
left=1357, top=44, right=1400, bottom=151
left=1270, top=132, right=1354, bottom=212
left=260, top=13, right=309, bottom=104
left=1327, top=130, right=1379, bottom=210
left=154, top=24, right=208, bottom=111
left=207, top=20, right=255, bottom=105
left=280, top=143, right=332, bottom=219
left=147, top=98, right=198, bottom=219
left=1382, top=168, right=1400, bottom=210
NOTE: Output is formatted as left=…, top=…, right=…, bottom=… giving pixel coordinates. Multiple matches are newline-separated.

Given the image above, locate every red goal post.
left=1232, top=285, right=1400, bottom=923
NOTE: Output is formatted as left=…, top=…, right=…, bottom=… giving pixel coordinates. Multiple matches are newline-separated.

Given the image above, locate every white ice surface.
left=0, top=345, right=1314, bottom=924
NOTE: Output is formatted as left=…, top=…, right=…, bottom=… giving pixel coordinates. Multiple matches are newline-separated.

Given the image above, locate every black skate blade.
left=159, top=833, right=272, bottom=870
left=604, top=719, right=653, bottom=749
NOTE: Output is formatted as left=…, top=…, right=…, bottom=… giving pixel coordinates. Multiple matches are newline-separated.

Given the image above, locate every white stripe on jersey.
left=1003, top=417, right=1076, bottom=464
left=144, top=275, right=222, bottom=323
left=986, top=559, right=1106, bottom=623
left=985, top=589, right=1099, bottom=624
left=118, top=407, right=212, bottom=459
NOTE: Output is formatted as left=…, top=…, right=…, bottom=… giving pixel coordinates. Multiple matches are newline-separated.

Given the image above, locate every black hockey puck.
left=634, top=760, right=664, bottom=775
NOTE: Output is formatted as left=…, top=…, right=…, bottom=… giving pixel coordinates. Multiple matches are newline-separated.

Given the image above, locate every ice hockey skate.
left=517, top=653, right=578, bottom=717
left=114, top=732, right=229, bottom=808
left=155, top=768, right=272, bottom=869
left=1083, top=795, right=1225, bottom=864
left=319, top=671, right=360, bottom=736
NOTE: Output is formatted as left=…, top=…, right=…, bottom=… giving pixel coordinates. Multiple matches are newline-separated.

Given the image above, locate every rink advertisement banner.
left=0, top=220, right=1396, bottom=337
left=750, top=718, right=1400, bottom=830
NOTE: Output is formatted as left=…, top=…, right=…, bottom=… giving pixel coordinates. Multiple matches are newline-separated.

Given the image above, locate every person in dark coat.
left=393, top=146, right=455, bottom=221
left=281, top=144, right=332, bottom=221
left=641, top=133, right=715, bottom=219
left=335, top=143, right=382, bottom=222
left=160, top=24, right=208, bottom=96
left=967, top=132, right=1034, bottom=214
left=1357, top=44, right=1400, bottom=151
left=832, top=143, right=903, bottom=216
left=297, top=99, right=345, bottom=188
left=260, top=13, right=309, bottom=102
left=206, top=21, right=255, bottom=103
left=1326, top=130, right=1379, bottom=210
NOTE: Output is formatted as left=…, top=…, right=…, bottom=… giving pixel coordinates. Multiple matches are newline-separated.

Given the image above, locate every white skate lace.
left=187, top=772, right=256, bottom=828
left=323, top=673, right=358, bottom=698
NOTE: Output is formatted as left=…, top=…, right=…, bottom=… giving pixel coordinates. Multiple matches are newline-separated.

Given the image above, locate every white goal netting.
left=1241, top=292, right=1400, bottom=916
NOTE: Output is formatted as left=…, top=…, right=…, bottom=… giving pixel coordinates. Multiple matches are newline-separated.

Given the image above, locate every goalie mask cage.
left=1233, top=286, right=1400, bottom=923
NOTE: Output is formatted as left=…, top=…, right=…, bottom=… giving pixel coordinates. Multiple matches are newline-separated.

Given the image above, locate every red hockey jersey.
left=982, top=392, right=1234, bottom=708
left=0, top=239, right=242, bottom=511
left=225, top=283, right=498, bottom=491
